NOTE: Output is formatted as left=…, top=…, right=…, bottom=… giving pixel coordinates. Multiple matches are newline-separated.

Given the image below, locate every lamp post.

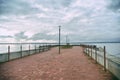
left=59, top=26, right=61, bottom=54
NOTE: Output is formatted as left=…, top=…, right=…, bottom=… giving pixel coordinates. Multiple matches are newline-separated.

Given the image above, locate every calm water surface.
left=0, top=43, right=120, bottom=57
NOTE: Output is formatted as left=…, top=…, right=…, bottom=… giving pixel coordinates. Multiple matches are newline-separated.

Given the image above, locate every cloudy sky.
left=0, top=0, right=120, bottom=43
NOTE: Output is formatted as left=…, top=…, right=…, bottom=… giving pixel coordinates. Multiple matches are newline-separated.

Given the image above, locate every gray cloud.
left=0, top=25, right=5, bottom=29
left=0, top=0, right=40, bottom=16
left=14, top=31, right=28, bottom=40
left=29, top=32, right=57, bottom=41
left=0, top=0, right=120, bottom=42
left=0, top=35, right=13, bottom=38
left=108, top=0, right=120, bottom=11
left=35, top=0, right=72, bottom=9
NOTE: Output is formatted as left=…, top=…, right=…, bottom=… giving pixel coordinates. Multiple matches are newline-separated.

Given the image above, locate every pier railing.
left=0, top=43, right=57, bottom=63
left=82, top=45, right=120, bottom=80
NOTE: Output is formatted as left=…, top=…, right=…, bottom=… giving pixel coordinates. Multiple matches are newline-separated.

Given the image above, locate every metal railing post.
left=29, top=45, right=30, bottom=55
left=8, top=45, right=10, bottom=61
left=46, top=44, right=48, bottom=51
left=104, top=46, right=106, bottom=71
left=95, top=45, right=97, bottom=63
left=45, top=44, right=47, bottom=51
left=91, top=45, right=92, bottom=58
left=86, top=45, right=87, bottom=55
left=43, top=45, right=44, bottom=52
left=87, top=45, right=89, bottom=56
left=59, top=26, right=61, bottom=54
left=39, top=45, right=40, bottom=53
left=88, top=45, right=89, bottom=56
left=20, top=45, right=22, bottom=58
left=35, top=45, right=36, bottom=53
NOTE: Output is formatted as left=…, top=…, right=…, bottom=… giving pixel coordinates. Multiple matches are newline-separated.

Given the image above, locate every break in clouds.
left=0, top=0, right=120, bottom=43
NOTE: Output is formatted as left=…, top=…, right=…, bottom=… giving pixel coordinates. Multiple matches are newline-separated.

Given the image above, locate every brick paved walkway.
left=0, top=47, right=114, bottom=80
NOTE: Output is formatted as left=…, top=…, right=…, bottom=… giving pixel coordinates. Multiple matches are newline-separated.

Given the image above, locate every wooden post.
left=95, top=45, right=97, bottom=63
left=20, top=45, right=22, bottom=58
left=8, top=46, right=10, bottom=61
left=104, top=46, right=106, bottom=71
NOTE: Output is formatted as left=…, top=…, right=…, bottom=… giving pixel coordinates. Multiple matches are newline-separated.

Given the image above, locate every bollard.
left=8, top=46, right=10, bottom=61
left=20, top=45, right=22, bottom=58
left=104, top=46, right=106, bottom=71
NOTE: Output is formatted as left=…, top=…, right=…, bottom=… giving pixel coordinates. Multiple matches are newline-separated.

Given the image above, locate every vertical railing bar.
left=88, top=45, right=89, bottom=56
left=39, top=45, right=40, bottom=53
left=20, top=45, right=22, bottom=58
left=104, top=46, right=106, bottom=71
left=29, top=44, right=30, bottom=55
left=86, top=45, right=88, bottom=55
left=87, top=45, right=88, bottom=55
left=8, top=45, right=10, bottom=61
left=95, top=45, right=97, bottom=63
left=42, top=44, right=43, bottom=52
left=35, top=44, right=36, bottom=53
left=91, top=45, right=92, bottom=58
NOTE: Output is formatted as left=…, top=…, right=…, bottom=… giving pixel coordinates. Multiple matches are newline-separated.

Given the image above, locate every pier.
left=0, top=46, right=118, bottom=80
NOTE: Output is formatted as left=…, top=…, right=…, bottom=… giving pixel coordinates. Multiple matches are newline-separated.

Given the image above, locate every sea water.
left=0, top=43, right=120, bottom=57
left=93, top=43, right=120, bottom=57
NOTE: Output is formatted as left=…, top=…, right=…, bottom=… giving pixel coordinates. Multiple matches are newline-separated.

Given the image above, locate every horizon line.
left=0, top=41, right=120, bottom=44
